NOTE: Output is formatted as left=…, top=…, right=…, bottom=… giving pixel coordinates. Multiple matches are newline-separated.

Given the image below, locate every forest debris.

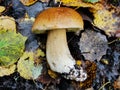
left=78, top=29, right=108, bottom=61
left=0, top=6, right=5, bottom=13
left=114, top=76, right=120, bottom=89
left=0, top=16, right=16, bottom=31
left=55, top=0, right=104, bottom=10
left=83, top=0, right=100, bottom=3
left=20, top=0, right=49, bottom=6
left=72, top=60, right=97, bottom=89
left=0, top=64, right=16, bottom=77
left=40, top=0, right=49, bottom=2
left=0, top=29, right=27, bottom=66
left=48, top=70, right=58, bottom=79
left=17, top=49, right=45, bottom=79
left=16, top=16, right=35, bottom=37
left=92, top=9, right=120, bottom=36
left=85, top=87, right=93, bottom=90
left=20, top=0, right=37, bottom=6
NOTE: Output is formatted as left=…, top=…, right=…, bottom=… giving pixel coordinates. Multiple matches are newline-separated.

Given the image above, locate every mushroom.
left=32, top=7, right=86, bottom=81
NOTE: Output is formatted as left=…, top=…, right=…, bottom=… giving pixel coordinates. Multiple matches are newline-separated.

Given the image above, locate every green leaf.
left=0, top=30, right=27, bottom=66
left=83, top=0, right=99, bottom=3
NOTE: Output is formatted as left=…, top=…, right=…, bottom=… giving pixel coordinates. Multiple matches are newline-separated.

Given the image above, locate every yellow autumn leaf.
left=17, top=49, right=45, bottom=79
left=92, top=9, right=120, bottom=36
left=0, top=64, right=16, bottom=77
left=0, top=16, right=16, bottom=31
left=55, top=0, right=103, bottom=10
left=0, top=6, right=5, bottom=13
left=20, top=0, right=37, bottom=6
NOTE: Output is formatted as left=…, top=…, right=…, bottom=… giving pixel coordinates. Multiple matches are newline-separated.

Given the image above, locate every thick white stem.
left=46, top=29, right=75, bottom=73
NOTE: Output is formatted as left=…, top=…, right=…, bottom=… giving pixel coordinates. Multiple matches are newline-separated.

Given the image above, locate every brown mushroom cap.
left=32, top=7, right=84, bottom=34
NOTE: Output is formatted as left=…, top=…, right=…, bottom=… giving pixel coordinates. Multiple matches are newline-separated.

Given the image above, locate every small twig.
left=67, top=35, right=75, bottom=43
left=108, top=38, right=120, bottom=44
left=98, top=82, right=111, bottom=90
left=74, top=6, right=80, bottom=10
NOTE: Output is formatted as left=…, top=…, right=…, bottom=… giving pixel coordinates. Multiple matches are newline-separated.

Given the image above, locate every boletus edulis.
left=32, top=7, right=87, bottom=81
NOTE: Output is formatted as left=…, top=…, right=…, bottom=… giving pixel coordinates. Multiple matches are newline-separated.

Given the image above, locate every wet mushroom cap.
left=32, top=7, right=83, bottom=33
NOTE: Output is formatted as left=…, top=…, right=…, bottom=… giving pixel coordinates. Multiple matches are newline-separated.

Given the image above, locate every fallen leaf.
left=0, top=16, right=16, bottom=31
left=92, top=9, right=120, bottom=36
left=20, top=0, right=37, bottom=6
left=55, top=0, right=103, bottom=10
left=0, top=64, right=16, bottom=77
left=83, top=0, right=100, bottom=3
left=0, top=6, right=5, bottom=13
left=78, top=29, right=108, bottom=61
left=72, top=60, right=97, bottom=89
left=114, top=76, right=120, bottom=89
left=17, top=49, right=45, bottom=79
left=0, top=29, right=27, bottom=66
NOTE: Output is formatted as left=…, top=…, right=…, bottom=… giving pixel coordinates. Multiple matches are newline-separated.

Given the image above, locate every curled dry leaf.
left=0, top=64, right=16, bottom=77
left=17, top=49, right=45, bottom=79
left=55, top=0, right=104, bottom=10
left=0, top=16, right=16, bottom=31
